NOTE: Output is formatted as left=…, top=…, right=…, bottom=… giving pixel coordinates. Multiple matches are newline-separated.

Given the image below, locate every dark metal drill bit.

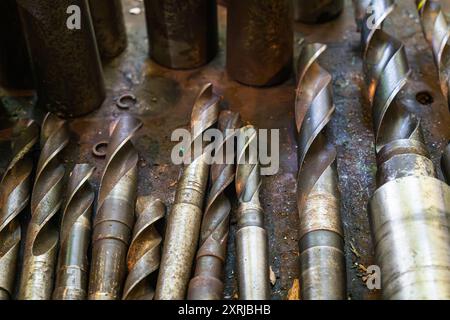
left=187, top=110, right=241, bottom=300
left=143, top=0, right=218, bottom=69
left=155, top=83, right=220, bottom=300
left=0, top=120, right=39, bottom=300
left=89, top=0, right=128, bottom=60
left=227, top=0, right=293, bottom=86
left=17, top=0, right=105, bottom=117
left=88, top=116, right=142, bottom=300
left=359, top=0, right=450, bottom=299
left=235, top=125, right=270, bottom=300
left=295, top=43, right=346, bottom=300
left=122, top=196, right=165, bottom=300
left=18, top=113, right=70, bottom=300
left=294, top=0, right=344, bottom=24
left=53, top=164, right=95, bottom=300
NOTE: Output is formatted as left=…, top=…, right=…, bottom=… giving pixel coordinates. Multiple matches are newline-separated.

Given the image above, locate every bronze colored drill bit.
left=443, top=143, right=450, bottom=183
left=122, top=196, right=165, bottom=300
left=155, top=83, right=220, bottom=300
left=294, top=0, right=344, bottom=24
left=295, top=43, right=346, bottom=300
left=144, top=0, right=218, bottom=69
left=17, top=0, right=105, bottom=117
left=0, top=120, right=39, bottom=300
left=89, top=0, right=128, bottom=60
left=359, top=0, right=450, bottom=299
left=227, top=0, right=293, bottom=86
left=88, top=116, right=142, bottom=300
left=187, top=110, right=241, bottom=300
left=53, top=164, right=95, bottom=300
left=18, top=113, right=70, bottom=300
left=235, top=125, right=270, bottom=300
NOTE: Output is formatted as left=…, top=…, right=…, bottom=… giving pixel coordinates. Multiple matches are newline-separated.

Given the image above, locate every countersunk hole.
left=92, top=141, right=108, bottom=157
left=416, top=91, right=434, bottom=105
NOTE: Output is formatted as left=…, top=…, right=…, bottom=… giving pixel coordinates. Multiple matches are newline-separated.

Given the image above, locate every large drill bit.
left=155, top=83, right=220, bottom=300
left=88, top=116, right=142, bottom=300
left=0, top=120, right=39, bottom=300
left=295, top=43, right=346, bottom=300
left=53, top=164, right=95, bottom=300
left=359, top=0, right=450, bottom=299
left=18, top=113, right=69, bottom=300
left=122, top=196, right=165, bottom=300
left=235, top=125, right=269, bottom=300
left=187, top=110, right=241, bottom=300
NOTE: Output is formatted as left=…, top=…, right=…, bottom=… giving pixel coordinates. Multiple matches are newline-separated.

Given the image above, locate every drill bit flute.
left=235, top=125, right=270, bottom=300
left=155, top=83, right=220, bottom=299
left=0, top=120, right=39, bottom=300
left=18, top=113, right=70, bottom=300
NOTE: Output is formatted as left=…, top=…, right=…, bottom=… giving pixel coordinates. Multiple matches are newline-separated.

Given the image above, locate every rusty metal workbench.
left=0, top=0, right=449, bottom=300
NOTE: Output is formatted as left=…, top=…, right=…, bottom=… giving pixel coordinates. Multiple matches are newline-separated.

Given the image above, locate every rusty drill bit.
left=18, top=113, right=70, bottom=300
left=235, top=125, right=270, bottom=300
left=0, top=120, right=39, bottom=300
left=122, top=196, right=165, bottom=300
left=155, top=83, right=220, bottom=300
left=295, top=43, right=346, bottom=300
left=187, top=110, right=241, bottom=300
left=359, top=0, right=450, bottom=299
left=89, top=0, right=128, bottom=60
left=53, top=164, right=95, bottom=300
left=443, top=143, right=450, bottom=183
left=294, top=0, right=344, bottom=24
left=88, top=116, right=142, bottom=300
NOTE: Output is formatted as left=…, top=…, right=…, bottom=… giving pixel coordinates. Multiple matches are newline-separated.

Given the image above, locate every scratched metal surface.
left=0, top=0, right=449, bottom=300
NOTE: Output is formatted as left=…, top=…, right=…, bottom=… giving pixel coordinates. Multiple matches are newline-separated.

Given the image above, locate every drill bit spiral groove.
left=18, top=113, right=69, bottom=300
left=0, top=120, right=39, bottom=300
left=295, top=43, right=346, bottom=300
left=123, top=196, right=165, bottom=300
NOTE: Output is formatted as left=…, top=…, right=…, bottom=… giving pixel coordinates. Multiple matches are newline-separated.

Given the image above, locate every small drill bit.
left=187, top=110, right=241, bottom=300
left=122, top=196, right=165, bottom=300
left=235, top=125, right=270, bottom=300
left=295, top=43, right=346, bottom=300
left=0, top=120, right=39, bottom=300
left=53, top=164, right=95, bottom=300
left=18, top=113, right=70, bottom=300
left=88, top=116, right=142, bottom=300
left=155, top=83, right=220, bottom=300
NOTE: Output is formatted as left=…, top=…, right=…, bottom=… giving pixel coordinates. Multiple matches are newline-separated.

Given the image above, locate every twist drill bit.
left=18, top=113, right=69, bottom=300
left=187, top=110, right=241, bottom=300
left=0, top=120, right=39, bottom=300
left=359, top=0, right=450, bottom=299
left=53, top=164, right=95, bottom=300
left=155, top=83, right=220, bottom=300
left=443, top=143, right=450, bottom=183
left=295, top=43, right=346, bottom=300
left=88, top=116, right=142, bottom=300
left=235, top=125, right=270, bottom=300
left=294, top=0, right=344, bottom=24
left=122, top=196, right=165, bottom=300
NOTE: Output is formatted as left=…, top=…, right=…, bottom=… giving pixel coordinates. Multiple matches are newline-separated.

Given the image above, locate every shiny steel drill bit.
left=187, top=110, right=241, bottom=300
left=443, top=143, right=450, bottom=183
left=53, top=164, right=94, bottom=300
left=235, top=125, right=269, bottom=300
left=155, top=83, right=220, bottom=300
left=122, top=196, right=165, bottom=300
left=295, top=43, right=346, bottom=300
left=359, top=0, right=450, bottom=299
left=18, top=113, right=69, bottom=300
left=88, top=116, right=142, bottom=300
left=0, top=120, right=39, bottom=300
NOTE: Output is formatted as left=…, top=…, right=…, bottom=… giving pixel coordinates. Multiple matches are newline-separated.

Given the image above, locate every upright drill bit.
left=155, top=83, right=220, bottom=300
left=359, top=0, right=450, bottom=299
left=18, top=113, right=69, bottom=300
left=235, top=125, right=269, bottom=300
left=295, top=43, right=346, bottom=300
left=122, top=196, right=165, bottom=300
left=53, top=164, right=95, bottom=300
left=0, top=120, right=39, bottom=300
left=187, top=110, right=241, bottom=300
left=88, top=116, right=142, bottom=300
